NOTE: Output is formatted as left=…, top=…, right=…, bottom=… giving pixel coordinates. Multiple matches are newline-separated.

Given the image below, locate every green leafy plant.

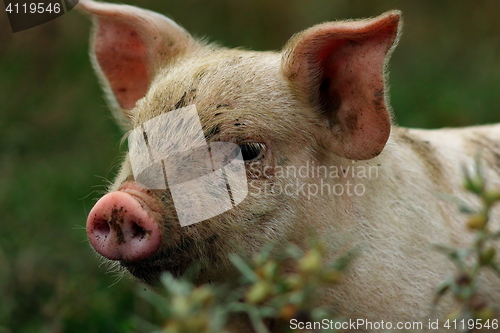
left=434, top=157, right=500, bottom=325
left=140, top=241, right=352, bottom=333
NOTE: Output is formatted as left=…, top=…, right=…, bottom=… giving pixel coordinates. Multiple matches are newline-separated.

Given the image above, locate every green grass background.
left=1, top=0, right=499, bottom=332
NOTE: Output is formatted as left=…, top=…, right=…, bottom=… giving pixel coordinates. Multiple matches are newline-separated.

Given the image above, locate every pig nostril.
left=87, top=191, right=162, bottom=261
left=93, top=218, right=111, bottom=238
left=130, top=221, right=147, bottom=240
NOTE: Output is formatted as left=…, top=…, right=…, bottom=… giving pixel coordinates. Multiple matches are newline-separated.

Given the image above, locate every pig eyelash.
left=238, top=142, right=266, bottom=161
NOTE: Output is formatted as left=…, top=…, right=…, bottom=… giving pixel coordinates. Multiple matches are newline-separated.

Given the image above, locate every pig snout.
left=86, top=190, right=162, bottom=262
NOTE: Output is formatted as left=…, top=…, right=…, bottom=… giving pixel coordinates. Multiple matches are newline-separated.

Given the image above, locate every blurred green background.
left=1, top=0, right=499, bottom=332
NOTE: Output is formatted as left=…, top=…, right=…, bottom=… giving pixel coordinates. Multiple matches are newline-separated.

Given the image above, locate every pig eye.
left=238, top=142, right=265, bottom=161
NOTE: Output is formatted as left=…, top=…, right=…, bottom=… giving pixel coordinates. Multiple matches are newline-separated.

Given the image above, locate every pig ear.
left=79, top=0, right=199, bottom=116
left=281, top=11, right=402, bottom=160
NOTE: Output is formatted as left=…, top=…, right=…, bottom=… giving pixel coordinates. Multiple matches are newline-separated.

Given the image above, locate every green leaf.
left=229, top=254, right=259, bottom=283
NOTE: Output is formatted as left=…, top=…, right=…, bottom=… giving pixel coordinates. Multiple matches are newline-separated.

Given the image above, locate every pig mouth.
left=120, top=235, right=217, bottom=285
left=121, top=241, right=194, bottom=285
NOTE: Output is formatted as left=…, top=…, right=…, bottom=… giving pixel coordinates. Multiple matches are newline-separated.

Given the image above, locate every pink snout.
left=86, top=191, right=161, bottom=261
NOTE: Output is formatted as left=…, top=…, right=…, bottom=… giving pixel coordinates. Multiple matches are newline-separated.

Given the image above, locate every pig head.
left=81, top=0, right=400, bottom=283
left=79, top=0, right=500, bottom=325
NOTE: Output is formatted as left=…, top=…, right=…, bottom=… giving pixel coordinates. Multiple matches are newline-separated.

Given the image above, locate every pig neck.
left=317, top=125, right=458, bottom=251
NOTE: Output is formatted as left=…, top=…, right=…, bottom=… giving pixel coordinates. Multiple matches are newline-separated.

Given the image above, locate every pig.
left=79, top=0, right=500, bottom=331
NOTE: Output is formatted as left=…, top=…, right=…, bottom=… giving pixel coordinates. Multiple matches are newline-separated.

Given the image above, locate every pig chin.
left=120, top=239, right=197, bottom=285
left=115, top=223, right=220, bottom=285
